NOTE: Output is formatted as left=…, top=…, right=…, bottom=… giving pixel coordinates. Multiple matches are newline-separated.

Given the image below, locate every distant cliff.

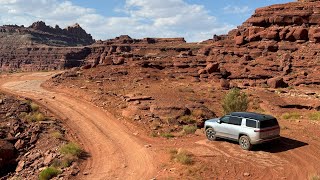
left=0, top=21, right=94, bottom=71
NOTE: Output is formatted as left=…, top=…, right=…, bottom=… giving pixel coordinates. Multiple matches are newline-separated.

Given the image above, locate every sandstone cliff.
left=0, top=21, right=94, bottom=71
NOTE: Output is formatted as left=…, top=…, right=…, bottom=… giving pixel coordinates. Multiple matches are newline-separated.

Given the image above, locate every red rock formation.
left=196, top=0, right=320, bottom=87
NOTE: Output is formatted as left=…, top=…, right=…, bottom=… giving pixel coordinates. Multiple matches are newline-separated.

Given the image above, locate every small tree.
left=222, top=88, right=249, bottom=114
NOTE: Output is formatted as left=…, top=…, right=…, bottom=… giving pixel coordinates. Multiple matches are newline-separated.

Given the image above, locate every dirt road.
left=0, top=72, right=155, bottom=180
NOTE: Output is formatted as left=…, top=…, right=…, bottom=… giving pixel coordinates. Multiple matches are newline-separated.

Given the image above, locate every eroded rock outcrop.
left=198, top=0, right=320, bottom=87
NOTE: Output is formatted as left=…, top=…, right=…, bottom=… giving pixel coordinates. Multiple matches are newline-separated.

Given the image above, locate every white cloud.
left=223, top=5, right=251, bottom=14
left=0, top=0, right=235, bottom=42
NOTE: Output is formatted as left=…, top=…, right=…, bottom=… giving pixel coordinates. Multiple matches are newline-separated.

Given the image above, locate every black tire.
left=239, top=135, right=252, bottom=150
left=206, top=128, right=217, bottom=141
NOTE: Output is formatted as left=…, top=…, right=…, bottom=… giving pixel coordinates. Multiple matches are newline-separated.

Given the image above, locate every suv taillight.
left=254, top=126, right=279, bottom=132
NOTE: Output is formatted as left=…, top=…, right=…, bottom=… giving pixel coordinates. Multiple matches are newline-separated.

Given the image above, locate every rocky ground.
left=0, top=94, right=83, bottom=180
left=0, top=0, right=320, bottom=179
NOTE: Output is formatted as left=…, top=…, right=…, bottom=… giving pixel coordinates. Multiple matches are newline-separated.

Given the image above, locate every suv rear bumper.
left=251, top=135, right=280, bottom=145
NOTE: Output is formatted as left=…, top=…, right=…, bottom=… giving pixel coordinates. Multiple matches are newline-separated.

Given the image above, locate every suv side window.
left=220, top=116, right=230, bottom=123
left=229, top=116, right=242, bottom=126
left=246, top=119, right=257, bottom=128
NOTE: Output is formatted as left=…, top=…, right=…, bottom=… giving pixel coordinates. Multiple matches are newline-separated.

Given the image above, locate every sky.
left=0, top=0, right=294, bottom=42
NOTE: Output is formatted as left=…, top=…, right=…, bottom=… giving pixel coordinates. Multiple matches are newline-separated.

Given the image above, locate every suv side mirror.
left=217, top=119, right=221, bottom=124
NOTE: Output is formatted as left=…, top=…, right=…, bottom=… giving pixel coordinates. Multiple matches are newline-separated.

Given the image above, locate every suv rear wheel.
left=239, top=135, right=252, bottom=150
left=206, top=128, right=217, bottom=141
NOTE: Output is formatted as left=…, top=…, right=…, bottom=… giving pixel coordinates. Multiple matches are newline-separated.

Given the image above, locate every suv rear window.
left=246, top=119, right=257, bottom=128
left=259, top=118, right=279, bottom=128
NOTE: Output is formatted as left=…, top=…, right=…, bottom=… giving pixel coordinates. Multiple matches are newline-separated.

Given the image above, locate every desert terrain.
left=0, top=0, right=320, bottom=179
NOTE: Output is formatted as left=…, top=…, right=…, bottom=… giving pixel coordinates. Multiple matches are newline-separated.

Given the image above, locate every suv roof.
left=229, top=112, right=275, bottom=121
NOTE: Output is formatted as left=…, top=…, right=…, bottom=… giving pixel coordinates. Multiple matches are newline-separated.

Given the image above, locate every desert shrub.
left=160, top=133, right=175, bottom=139
left=150, top=131, right=158, bottom=137
left=309, top=112, right=320, bottom=121
left=222, top=88, right=249, bottom=114
left=51, top=131, right=63, bottom=139
left=61, top=155, right=77, bottom=167
left=310, top=175, right=320, bottom=180
left=282, top=112, right=301, bottom=120
left=30, top=102, right=39, bottom=112
left=60, top=143, right=83, bottom=157
left=179, top=115, right=196, bottom=124
left=170, top=149, right=193, bottom=165
left=183, top=125, right=197, bottom=134
left=26, top=112, right=46, bottom=122
left=39, top=167, right=61, bottom=180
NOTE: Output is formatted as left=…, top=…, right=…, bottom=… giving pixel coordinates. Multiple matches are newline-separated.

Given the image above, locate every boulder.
left=235, top=36, right=244, bottom=45
left=205, top=63, right=219, bottom=74
left=267, top=77, right=289, bottom=88
left=220, top=79, right=230, bottom=90
left=113, top=57, right=125, bottom=65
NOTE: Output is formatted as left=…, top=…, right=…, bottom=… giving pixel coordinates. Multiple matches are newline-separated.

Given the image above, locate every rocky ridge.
left=0, top=21, right=94, bottom=71
left=199, top=0, right=320, bottom=88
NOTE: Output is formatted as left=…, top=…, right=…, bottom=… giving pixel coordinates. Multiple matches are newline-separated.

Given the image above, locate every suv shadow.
left=214, top=136, right=308, bottom=153
left=251, top=136, right=308, bottom=153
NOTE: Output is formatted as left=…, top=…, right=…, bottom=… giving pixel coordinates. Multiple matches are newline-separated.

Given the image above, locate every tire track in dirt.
left=0, top=72, right=155, bottom=180
left=195, top=138, right=320, bottom=179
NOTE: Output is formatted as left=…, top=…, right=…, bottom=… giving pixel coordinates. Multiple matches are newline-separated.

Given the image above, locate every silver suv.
left=204, top=112, right=280, bottom=150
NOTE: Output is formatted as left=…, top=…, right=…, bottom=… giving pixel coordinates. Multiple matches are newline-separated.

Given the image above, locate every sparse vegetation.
left=170, top=149, right=193, bottom=165
left=39, top=167, right=61, bottom=180
left=51, top=131, right=63, bottom=139
left=179, top=115, right=196, bottom=124
left=25, top=111, right=46, bottom=122
left=30, top=102, right=39, bottom=111
left=60, top=143, right=83, bottom=157
left=310, top=174, right=320, bottom=180
left=282, top=112, right=302, bottom=120
left=183, top=125, right=197, bottom=134
left=150, top=131, right=158, bottom=137
left=222, top=88, right=249, bottom=114
left=160, top=133, right=175, bottom=139
left=191, top=109, right=206, bottom=118
left=309, top=112, right=320, bottom=121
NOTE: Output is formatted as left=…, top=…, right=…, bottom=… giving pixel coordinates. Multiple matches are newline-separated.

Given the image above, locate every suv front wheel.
left=239, top=135, right=252, bottom=150
left=206, top=128, right=217, bottom=141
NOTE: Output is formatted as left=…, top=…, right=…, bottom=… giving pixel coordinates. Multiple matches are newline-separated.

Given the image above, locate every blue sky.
left=0, top=0, right=293, bottom=42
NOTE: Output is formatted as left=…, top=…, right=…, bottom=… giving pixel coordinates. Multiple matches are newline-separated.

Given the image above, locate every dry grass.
left=161, top=133, right=175, bottom=139
left=309, top=112, right=320, bottom=121
left=179, top=115, right=196, bottom=124
left=282, top=112, right=302, bottom=120
left=310, top=174, right=320, bottom=180
left=183, top=125, right=197, bottom=134
left=25, top=112, right=46, bottom=122
left=60, top=143, right=83, bottom=157
left=170, top=149, right=194, bottom=165
left=39, top=167, right=61, bottom=180
left=51, top=131, right=63, bottom=139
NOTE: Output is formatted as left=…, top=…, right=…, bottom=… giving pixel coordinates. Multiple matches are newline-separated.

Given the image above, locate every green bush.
left=183, top=125, right=197, bottom=134
left=222, top=88, right=249, bottom=114
left=39, top=167, right=61, bottom=180
left=60, top=143, right=83, bottom=157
